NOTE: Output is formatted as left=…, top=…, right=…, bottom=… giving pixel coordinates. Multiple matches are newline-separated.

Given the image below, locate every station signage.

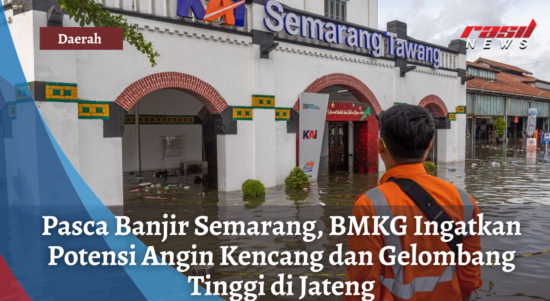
left=176, top=0, right=245, bottom=27
left=326, top=101, right=371, bottom=121
left=299, top=93, right=328, bottom=180
left=263, top=0, right=441, bottom=68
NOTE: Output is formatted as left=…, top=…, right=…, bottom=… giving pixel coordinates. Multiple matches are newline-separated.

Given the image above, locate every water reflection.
left=125, top=141, right=550, bottom=300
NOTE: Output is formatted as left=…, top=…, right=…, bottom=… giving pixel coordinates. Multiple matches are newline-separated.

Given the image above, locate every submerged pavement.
left=123, top=140, right=550, bottom=300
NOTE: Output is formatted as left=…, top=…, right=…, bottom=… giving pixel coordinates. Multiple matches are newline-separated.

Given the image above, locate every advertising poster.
left=527, top=108, right=537, bottom=136
left=326, top=101, right=371, bottom=122
left=299, top=93, right=329, bottom=180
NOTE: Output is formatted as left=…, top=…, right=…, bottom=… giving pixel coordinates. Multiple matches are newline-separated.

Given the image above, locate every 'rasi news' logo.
left=176, top=0, right=245, bottom=27
left=461, top=19, right=536, bottom=50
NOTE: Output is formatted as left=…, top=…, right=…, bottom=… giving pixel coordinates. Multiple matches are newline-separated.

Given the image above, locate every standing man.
left=346, top=105, right=482, bottom=301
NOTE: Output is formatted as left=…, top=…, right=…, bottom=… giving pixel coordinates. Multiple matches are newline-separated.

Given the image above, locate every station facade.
left=466, top=58, right=550, bottom=144
left=5, top=0, right=467, bottom=206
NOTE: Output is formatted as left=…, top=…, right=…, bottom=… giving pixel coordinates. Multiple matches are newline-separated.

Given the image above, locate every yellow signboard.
left=449, top=113, right=457, bottom=121
left=456, top=106, right=466, bottom=114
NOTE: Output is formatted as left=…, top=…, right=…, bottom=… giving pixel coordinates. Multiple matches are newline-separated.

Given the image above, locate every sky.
left=378, top=0, right=550, bottom=80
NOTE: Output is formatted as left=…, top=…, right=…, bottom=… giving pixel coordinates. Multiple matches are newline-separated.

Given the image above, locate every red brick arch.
left=293, top=73, right=382, bottom=116
left=115, top=72, right=229, bottom=113
left=418, top=95, right=448, bottom=118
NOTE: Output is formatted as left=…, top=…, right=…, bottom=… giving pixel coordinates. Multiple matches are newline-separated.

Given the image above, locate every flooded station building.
left=466, top=58, right=550, bottom=144
left=5, top=0, right=467, bottom=206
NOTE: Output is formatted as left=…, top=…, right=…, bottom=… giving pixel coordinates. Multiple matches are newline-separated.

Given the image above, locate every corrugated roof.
left=467, top=62, right=550, bottom=99
left=474, top=57, right=533, bottom=75
left=466, top=61, right=501, bottom=73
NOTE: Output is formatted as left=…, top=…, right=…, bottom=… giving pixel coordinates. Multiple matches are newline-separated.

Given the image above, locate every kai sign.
left=176, top=0, right=245, bottom=27
left=263, top=0, right=441, bottom=68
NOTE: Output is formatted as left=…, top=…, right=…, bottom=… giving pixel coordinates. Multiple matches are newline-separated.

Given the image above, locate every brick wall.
left=293, top=73, right=382, bottom=116
left=115, top=72, right=229, bottom=114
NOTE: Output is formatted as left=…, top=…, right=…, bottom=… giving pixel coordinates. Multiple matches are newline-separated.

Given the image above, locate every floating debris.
left=319, top=202, right=326, bottom=207
left=139, top=182, right=151, bottom=186
left=471, top=163, right=477, bottom=168
left=447, top=166, right=456, bottom=171
left=184, top=186, right=190, bottom=190
left=140, top=196, right=167, bottom=200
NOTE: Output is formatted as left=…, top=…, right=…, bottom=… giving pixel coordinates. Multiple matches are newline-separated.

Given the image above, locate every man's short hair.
left=379, top=104, right=435, bottom=160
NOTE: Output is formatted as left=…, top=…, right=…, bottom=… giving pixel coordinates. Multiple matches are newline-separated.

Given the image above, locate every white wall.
left=36, top=102, right=80, bottom=172
left=348, top=0, right=378, bottom=28
left=79, top=120, right=123, bottom=207
left=7, top=10, right=35, bottom=82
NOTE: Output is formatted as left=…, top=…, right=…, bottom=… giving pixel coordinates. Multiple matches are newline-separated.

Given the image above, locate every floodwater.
left=124, top=140, right=550, bottom=300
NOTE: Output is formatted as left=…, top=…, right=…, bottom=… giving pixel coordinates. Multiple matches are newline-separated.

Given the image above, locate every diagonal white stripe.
left=203, top=0, right=245, bottom=19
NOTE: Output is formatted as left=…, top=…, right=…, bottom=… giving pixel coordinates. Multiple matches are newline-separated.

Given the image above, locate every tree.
left=58, top=0, right=160, bottom=66
left=493, top=117, right=507, bottom=137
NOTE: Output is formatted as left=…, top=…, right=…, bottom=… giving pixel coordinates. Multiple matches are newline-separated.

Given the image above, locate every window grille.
left=325, top=0, right=347, bottom=21
left=161, top=135, right=185, bottom=160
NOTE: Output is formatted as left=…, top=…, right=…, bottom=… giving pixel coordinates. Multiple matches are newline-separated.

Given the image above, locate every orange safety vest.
left=346, top=163, right=482, bottom=301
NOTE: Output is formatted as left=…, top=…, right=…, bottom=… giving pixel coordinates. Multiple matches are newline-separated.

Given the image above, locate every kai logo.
left=303, top=130, right=318, bottom=140
left=176, top=0, right=245, bottom=27
left=302, top=103, right=320, bottom=110
left=302, top=161, right=315, bottom=173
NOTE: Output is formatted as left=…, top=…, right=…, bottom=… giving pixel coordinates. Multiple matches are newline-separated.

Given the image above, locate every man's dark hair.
left=379, top=105, right=435, bottom=161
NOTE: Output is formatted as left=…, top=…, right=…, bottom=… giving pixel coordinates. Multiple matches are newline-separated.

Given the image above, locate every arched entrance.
left=117, top=72, right=230, bottom=193
left=418, top=94, right=448, bottom=118
left=418, top=95, right=448, bottom=163
left=116, top=72, right=229, bottom=114
left=295, top=74, right=382, bottom=174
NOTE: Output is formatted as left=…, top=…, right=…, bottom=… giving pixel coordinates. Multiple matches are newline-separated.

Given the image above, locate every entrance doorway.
left=122, top=89, right=217, bottom=188
left=328, top=122, right=348, bottom=172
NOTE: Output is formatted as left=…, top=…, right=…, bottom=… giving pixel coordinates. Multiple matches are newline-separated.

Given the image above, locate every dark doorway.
left=202, top=114, right=218, bottom=185
left=328, top=122, right=348, bottom=172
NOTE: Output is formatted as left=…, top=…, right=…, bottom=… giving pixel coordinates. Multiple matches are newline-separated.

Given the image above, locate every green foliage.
left=58, top=0, right=160, bottom=66
left=493, top=117, right=507, bottom=137
left=242, top=179, right=266, bottom=197
left=423, top=161, right=436, bottom=174
left=284, top=167, right=311, bottom=189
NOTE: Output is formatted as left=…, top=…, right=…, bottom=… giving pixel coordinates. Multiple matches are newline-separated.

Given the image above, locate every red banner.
left=40, top=27, right=123, bottom=50
left=326, top=101, right=371, bottom=121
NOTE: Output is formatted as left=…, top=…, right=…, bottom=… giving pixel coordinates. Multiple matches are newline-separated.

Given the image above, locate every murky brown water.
left=124, top=139, right=550, bottom=300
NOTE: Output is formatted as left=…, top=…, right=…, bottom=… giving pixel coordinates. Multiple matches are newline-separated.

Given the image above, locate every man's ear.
left=378, top=139, right=386, bottom=154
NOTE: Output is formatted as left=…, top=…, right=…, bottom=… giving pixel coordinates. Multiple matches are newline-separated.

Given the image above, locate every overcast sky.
left=378, top=0, right=550, bottom=80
